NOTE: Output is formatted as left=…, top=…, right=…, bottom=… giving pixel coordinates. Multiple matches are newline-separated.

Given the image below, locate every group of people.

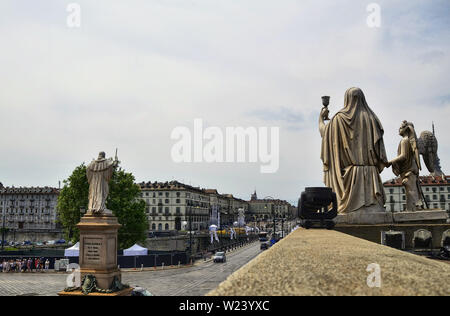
left=0, top=258, right=51, bottom=273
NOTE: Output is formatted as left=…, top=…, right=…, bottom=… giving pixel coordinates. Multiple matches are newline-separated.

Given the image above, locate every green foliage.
left=56, top=164, right=89, bottom=242
left=57, top=163, right=148, bottom=249
left=108, top=168, right=148, bottom=249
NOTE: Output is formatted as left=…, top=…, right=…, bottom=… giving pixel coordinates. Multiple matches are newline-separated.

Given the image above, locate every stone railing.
left=208, top=228, right=450, bottom=296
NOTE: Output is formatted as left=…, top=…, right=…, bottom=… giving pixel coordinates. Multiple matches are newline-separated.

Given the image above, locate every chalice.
left=321, top=96, right=330, bottom=121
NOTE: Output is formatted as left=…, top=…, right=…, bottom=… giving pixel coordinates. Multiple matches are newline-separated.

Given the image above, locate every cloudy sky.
left=1, top=0, right=449, bottom=205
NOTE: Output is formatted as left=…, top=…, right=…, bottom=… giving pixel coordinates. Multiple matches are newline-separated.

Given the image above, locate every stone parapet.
left=208, top=228, right=450, bottom=296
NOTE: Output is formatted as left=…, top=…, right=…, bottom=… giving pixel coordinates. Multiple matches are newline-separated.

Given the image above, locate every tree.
left=56, top=164, right=89, bottom=242
left=57, top=163, right=148, bottom=249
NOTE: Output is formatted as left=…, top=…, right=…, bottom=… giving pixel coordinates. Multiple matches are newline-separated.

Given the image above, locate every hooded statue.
left=319, top=87, right=388, bottom=214
left=86, top=151, right=118, bottom=215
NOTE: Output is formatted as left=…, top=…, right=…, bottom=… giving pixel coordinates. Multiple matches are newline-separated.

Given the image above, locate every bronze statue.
left=86, top=151, right=118, bottom=215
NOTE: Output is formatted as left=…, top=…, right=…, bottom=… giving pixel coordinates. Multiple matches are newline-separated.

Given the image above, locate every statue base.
left=58, top=214, right=126, bottom=294
left=335, top=206, right=449, bottom=225
left=58, top=287, right=133, bottom=297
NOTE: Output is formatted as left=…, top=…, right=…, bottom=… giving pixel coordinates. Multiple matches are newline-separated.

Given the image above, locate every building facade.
left=139, top=181, right=211, bottom=232
left=383, top=175, right=450, bottom=213
left=0, top=186, right=61, bottom=241
left=247, top=191, right=292, bottom=221
left=138, top=181, right=255, bottom=232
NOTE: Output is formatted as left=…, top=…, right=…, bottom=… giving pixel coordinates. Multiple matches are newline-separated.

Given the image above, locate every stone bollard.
left=162, top=262, right=165, bottom=270
left=178, top=261, right=181, bottom=268
left=141, top=264, right=143, bottom=272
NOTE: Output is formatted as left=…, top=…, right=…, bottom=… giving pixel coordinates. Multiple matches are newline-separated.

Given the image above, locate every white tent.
left=64, top=242, right=79, bottom=257
left=123, top=244, right=148, bottom=256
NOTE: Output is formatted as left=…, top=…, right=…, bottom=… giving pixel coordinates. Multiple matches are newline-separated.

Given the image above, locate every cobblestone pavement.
left=0, top=241, right=261, bottom=296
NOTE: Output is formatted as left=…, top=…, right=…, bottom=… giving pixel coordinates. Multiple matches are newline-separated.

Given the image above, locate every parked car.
left=260, top=242, right=269, bottom=250
left=23, top=240, right=32, bottom=246
left=131, top=287, right=153, bottom=296
left=36, top=242, right=44, bottom=246
left=47, top=240, right=56, bottom=245
left=213, top=251, right=226, bottom=263
left=55, top=239, right=66, bottom=244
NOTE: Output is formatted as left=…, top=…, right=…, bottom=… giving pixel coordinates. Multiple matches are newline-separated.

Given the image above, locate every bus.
left=258, top=232, right=268, bottom=242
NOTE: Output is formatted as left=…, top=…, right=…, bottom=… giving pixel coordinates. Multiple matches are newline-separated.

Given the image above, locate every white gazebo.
left=123, top=244, right=148, bottom=256
left=64, top=242, right=79, bottom=257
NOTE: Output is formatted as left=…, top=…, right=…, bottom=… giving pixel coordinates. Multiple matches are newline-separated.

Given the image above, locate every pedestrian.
left=27, top=258, right=31, bottom=272
left=33, top=257, right=37, bottom=272
left=45, top=259, right=50, bottom=272
left=39, top=258, right=44, bottom=272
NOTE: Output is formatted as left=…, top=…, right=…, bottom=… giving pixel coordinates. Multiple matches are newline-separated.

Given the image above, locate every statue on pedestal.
left=319, top=87, right=389, bottom=214
left=388, top=121, right=424, bottom=212
left=87, top=151, right=118, bottom=216
left=417, top=124, right=445, bottom=178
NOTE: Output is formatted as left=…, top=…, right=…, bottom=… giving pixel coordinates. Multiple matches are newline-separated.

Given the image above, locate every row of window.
left=388, top=187, right=450, bottom=194
left=151, top=223, right=170, bottom=231
left=389, top=203, right=450, bottom=211
left=143, top=191, right=182, bottom=198
left=389, top=194, right=450, bottom=202
left=146, top=198, right=182, bottom=204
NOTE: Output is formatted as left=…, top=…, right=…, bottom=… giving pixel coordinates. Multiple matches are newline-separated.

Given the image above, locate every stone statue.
left=417, top=124, right=444, bottom=177
left=319, top=87, right=388, bottom=214
left=388, top=121, right=424, bottom=212
left=86, top=151, right=118, bottom=215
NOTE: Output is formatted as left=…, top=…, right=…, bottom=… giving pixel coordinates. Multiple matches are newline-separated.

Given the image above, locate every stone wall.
left=335, top=223, right=450, bottom=249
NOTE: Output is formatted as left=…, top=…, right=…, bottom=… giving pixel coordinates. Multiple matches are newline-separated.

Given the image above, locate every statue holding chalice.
left=321, top=96, right=331, bottom=121
left=318, top=88, right=388, bottom=215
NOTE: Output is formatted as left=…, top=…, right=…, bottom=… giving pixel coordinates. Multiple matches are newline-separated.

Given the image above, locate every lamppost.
left=188, top=206, right=193, bottom=261
left=1, top=210, right=6, bottom=250
left=272, top=210, right=276, bottom=242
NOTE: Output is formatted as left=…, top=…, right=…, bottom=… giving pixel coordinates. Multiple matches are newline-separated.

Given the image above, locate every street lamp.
left=188, top=206, right=192, bottom=260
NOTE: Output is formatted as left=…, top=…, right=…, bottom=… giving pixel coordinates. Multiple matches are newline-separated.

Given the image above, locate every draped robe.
left=320, top=88, right=388, bottom=214
left=87, top=158, right=115, bottom=213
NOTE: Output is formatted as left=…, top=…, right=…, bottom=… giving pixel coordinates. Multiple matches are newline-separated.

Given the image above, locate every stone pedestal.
left=335, top=208, right=449, bottom=225
left=77, top=214, right=122, bottom=290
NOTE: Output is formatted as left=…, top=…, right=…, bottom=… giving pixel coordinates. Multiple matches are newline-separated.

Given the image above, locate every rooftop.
left=0, top=186, right=60, bottom=194
left=384, top=175, right=449, bottom=187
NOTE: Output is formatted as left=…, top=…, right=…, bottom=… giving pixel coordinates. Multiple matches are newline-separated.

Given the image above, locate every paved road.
left=0, top=241, right=261, bottom=296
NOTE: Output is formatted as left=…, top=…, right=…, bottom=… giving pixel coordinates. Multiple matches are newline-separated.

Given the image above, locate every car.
left=55, top=239, right=66, bottom=244
left=36, top=242, right=44, bottom=246
left=131, top=287, right=153, bottom=296
left=23, top=240, right=32, bottom=246
left=213, top=251, right=226, bottom=263
left=260, top=242, right=269, bottom=250
left=47, top=240, right=56, bottom=245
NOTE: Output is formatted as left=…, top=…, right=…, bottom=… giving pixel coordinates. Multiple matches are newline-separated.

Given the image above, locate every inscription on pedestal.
left=84, top=238, right=102, bottom=263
